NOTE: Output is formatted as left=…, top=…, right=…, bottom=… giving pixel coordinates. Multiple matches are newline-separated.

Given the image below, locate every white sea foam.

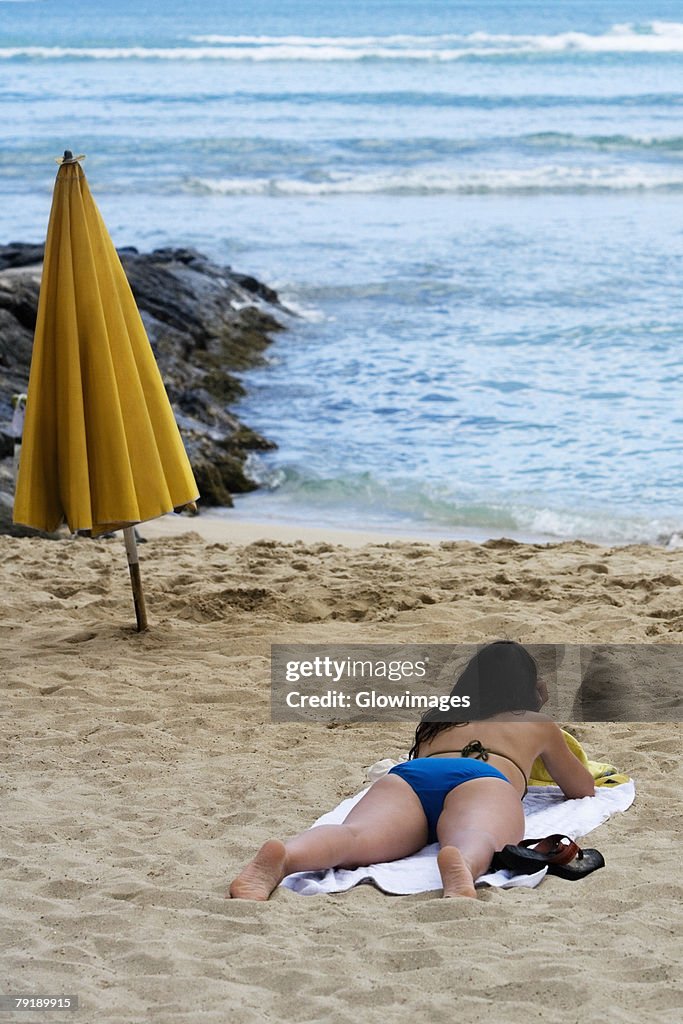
left=274, top=296, right=326, bottom=323
left=0, top=44, right=506, bottom=61
left=235, top=463, right=674, bottom=545
left=520, top=506, right=680, bottom=546
left=185, top=165, right=683, bottom=197
left=6, top=22, right=683, bottom=60
left=190, top=23, right=683, bottom=54
left=189, top=34, right=471, bottom=46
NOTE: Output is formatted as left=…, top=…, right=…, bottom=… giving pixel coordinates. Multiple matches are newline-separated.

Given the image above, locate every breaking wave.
left=235, top=464, right=681, bottom=546
left=185, top=165, right=683, bottom=197
left=6, top=22, right=683, bottom=61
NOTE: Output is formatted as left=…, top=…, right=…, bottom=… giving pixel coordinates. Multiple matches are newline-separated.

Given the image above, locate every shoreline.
left=140, top=511, right=445, bottom=548
left=139, top=508, right=675, bottom=551
left=140, top=509, right=579, bottom=549
left=140, top=509, right=546, bottom=548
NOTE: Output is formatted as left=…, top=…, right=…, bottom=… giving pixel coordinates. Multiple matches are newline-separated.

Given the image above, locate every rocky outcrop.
left=0, top=243, right=288, bottom=532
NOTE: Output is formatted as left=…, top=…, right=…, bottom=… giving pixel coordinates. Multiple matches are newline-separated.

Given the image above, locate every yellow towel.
left=529, top=730, right=631, bottom=788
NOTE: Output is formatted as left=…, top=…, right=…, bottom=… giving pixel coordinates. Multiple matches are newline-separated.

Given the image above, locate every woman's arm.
left=538, top=723, right=596, bottom=799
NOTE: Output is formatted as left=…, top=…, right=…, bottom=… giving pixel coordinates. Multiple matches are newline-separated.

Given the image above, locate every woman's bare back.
left=417, top=713, right=595, bottom=800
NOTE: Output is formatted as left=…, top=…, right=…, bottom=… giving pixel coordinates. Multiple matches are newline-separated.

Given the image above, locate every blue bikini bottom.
left=388, top=758, right=510, bottom=843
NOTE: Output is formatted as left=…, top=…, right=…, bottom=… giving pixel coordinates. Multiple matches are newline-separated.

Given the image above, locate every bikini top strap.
left=459, top=740, right=490, bottom=761
left=424, top=739, right=489, bottom=760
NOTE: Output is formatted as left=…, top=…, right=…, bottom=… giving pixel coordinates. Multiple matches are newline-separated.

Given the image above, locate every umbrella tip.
left=55, top=150, right=86, bottom=165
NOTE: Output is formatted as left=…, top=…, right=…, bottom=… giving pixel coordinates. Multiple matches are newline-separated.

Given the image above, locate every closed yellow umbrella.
left=14, top=152, right=199, bottom=629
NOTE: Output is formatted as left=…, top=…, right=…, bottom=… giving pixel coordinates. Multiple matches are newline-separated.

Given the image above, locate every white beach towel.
left=281, top=779, right=635, bottom=896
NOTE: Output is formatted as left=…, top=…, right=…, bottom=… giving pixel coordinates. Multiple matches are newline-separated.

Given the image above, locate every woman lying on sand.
left=230, top=641, right=596, bottom=900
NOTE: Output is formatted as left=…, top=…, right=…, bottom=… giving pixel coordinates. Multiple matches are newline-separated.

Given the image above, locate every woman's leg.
left=435, top=778, right=525, bottom=898
left=229, top=774, right=429, bottom=900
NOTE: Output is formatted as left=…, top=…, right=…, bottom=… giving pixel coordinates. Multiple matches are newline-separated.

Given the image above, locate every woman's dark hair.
left=408, top=641, right=541, bottom=759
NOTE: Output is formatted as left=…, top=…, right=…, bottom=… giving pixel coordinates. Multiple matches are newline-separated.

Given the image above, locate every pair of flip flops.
left=491, top=834, right=605, bottom=880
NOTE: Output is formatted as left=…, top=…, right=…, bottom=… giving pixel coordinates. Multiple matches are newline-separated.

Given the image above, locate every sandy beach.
left=1, top=519, right=681, bottom=1023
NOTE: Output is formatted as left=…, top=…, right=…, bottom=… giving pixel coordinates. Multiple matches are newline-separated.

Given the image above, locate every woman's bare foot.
left=229, top=839, right=288, bottom=900
left=437, top=845, right=477, bottom=898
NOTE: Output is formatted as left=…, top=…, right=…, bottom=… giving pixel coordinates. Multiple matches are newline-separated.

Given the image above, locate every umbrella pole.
left=123, top=526, right=149, bottom=632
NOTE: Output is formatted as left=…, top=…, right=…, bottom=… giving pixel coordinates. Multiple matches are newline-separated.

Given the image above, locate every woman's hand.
left=536, top=678, right=549, bottom=708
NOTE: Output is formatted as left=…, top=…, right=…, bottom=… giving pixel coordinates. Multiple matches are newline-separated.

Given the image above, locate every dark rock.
left=0, top=427, right=14, bottom=459
left=0, top=242, right=45, bottom=272
left=0, top=244, right=286, bottom=528
left=230, top=272, right=280, bottom=306
left=0, top=265, right=41, bottom=424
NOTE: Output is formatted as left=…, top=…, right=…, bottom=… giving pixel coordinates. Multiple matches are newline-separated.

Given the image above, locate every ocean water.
left=2, top=0, right=683, bottom=544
